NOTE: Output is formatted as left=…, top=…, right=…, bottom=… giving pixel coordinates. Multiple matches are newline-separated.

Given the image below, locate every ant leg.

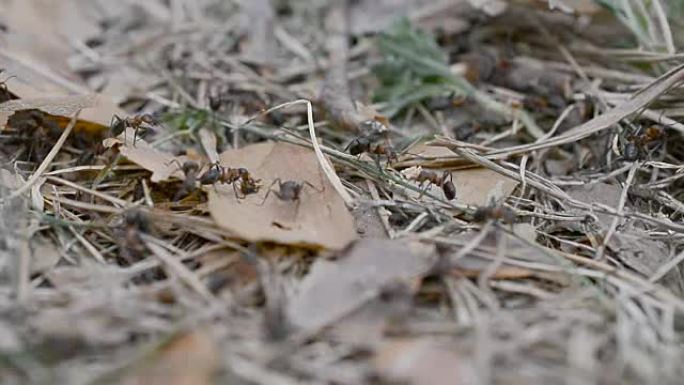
left=259, top=179, right=281, bottom=205
left=132, top=127, right=140, bottom=147
left=303, top=180, right=324, bottom=193
left=293, top=198, right=301, bottom=219
left=164, top=159, right=184, bottom=172
left=417, top=182, right=431, bottom=199
left=372, top=156, right=385, bottom=174
left=232, top=183, right=243, bottom=203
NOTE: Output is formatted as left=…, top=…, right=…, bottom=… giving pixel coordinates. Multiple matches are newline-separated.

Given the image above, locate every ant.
left=410, top=169, right=456, bottom=201
left=622, top=125, right=665, bottom=161
left=259, top=178, right=323, bottom=214
left=345, top=136, right=398, bottom=165
left=167, top=159, right=201, bottom=201
left=199, top=162, right=261, bottom=199
left=345, top=122, right=398, bottom=166
left=110, top=114, right=155, bottom=145
left=472, top=201, right=516, bottom=224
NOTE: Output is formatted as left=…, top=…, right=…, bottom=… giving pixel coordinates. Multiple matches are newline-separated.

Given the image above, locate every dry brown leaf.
left=0, top=0, right=124, bottom=130
left=374, top=338, right=471, bottom=385
left=609, top=230, right=671, bottom=277
left=0, top=82, right=123, bottom=130
left=286, top=239, right=435, bottom=331
left=566, top=182, right=622, bottom=230
left=450, top=168, right=518, bottom=205
left=121, top=330, right=217, bottom=385
left=207, top=142, right=356, bottom=249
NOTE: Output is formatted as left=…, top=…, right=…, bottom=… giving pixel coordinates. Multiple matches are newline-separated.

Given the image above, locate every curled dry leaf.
left=286, top=239, right=436, bottom=331
left=0, top=94, right=97, bottom=128
left=121, top=330, right=218, bottom=385
left=0, top=65, right=122, bottom=130
left=207, top=142, right=356, bottom=249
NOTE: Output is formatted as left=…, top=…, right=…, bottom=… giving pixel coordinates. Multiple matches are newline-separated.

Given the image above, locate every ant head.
left=209, top=95, right=222, bottom=111
left=110, top=116, right=126, bottom=135
left=237, top=168, right=249, bottom=177
left=347, top=137, right=370, bottom=155
left=440, top=170, right=452, bottom=183
left=182, top=160, right=199, bottom=174
left=140, top=114, right=156, bottom=124
left=645, top=125, right=664, bottom=138
left=124, top=210, right=148, bottom=228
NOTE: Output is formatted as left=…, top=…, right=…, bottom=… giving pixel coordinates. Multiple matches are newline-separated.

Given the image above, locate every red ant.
left=199, top=162, right=261, bottom=199
left=110, top=114, right=155, bottom=145
left=410, top=169, right=456, bottom=200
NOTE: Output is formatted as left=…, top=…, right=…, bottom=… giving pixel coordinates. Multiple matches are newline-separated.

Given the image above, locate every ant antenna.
left=165, top=159, right=184, bottom=173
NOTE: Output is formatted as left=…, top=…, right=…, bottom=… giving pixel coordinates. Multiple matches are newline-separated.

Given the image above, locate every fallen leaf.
left=566, top=182, right=622, bottom=230
left=0, top=95, right=97, bottom=128
left=122, top=330, right=217, bottom=385
left=207, top=142, right=356, bottom=249
left=374, top=338, right=471, bottom=385
left=351, top=201, right=389, bottom=239
left=286, top=239, right=435, bottom=331
left=0, top=0, right=125, bottom=130
left=609, top=230, right=673, bottom=278
left=330, top=281, right=415, bottom=347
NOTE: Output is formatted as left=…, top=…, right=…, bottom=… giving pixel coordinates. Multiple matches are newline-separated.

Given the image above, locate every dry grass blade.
left=143, top=237, right=215, bottom=303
